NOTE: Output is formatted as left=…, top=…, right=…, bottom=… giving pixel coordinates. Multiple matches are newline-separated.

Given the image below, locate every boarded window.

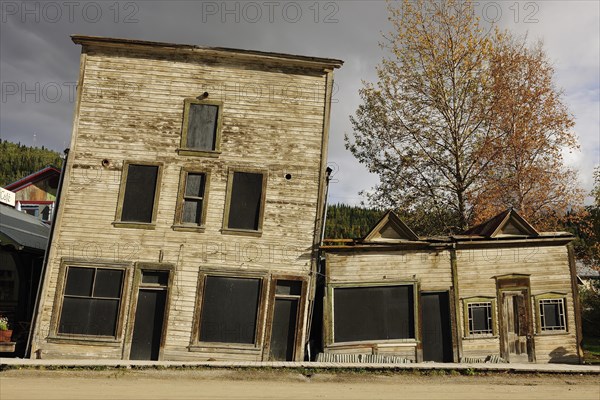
left=333, top=285, right=414, bottom=343
left=58, top=267, right=124, bottom=337
left=199, top=276, right=261, bottom=344
left=539, top=299, right=566, bottom=331
left=181, top=173, right=206, bottom=225
left=121, top=164, right=159, bottom=223
left=227, top=172, right=264, bottom=231
left=185, top=103, right=219, bottom=151
left=467, top=302, right=493, bottom=335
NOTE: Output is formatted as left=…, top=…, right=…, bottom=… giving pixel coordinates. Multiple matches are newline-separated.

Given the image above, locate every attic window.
left=179, top=99, right=223, bottom=156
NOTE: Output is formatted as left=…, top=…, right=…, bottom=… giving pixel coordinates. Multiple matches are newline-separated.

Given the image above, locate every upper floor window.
left=223, top=170, right=267, bottom=234
left=173, top=169, right=209, bottom=231
left=179, top=99, right=223, bottom=157
left=114, top=162, right=162, bottom=229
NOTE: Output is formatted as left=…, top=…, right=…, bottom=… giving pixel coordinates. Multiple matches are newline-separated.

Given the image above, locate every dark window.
left=275, top=280, right=302, bottom=296
left=333, top=285, right=414, bottom=343
left=227, top=172, right=264, bottom=231
left=58, top=267, right=124, bottom=337
left=182, top=173, right=206, bottom=225
left=199, top=276, right=261, bottom=344
left=186, top=103, right=219, bottom=151
left=121, top=164, right=159, bottom=223
left=539, top=299, right=566, bottom=331
left=467, top=302, right=493, bottom=335
left=141, top=270, right=169, bottom=286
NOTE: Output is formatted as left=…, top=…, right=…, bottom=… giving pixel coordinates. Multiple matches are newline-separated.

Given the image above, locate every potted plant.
left=0, top=316, right=12, bottom=342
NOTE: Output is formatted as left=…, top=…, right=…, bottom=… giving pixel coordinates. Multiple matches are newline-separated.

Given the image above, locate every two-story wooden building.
left=30, top=36, right=342, bottom=361
left=320, top=209, right=583, bottom=364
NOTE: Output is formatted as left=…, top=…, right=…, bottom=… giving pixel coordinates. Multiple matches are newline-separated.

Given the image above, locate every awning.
left=0, top=204, right=49, bottom=251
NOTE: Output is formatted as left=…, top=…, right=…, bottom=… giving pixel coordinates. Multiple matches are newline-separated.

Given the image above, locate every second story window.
left=173, top=170, right=209, bottom=231
left=114, top=162, right=162, bottom=229
left=223, top=170, right=267, bottom=234
left=179, top=99, right=223, bottom=156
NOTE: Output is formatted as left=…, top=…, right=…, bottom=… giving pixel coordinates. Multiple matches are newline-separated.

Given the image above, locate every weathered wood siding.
left=456, top=244, right=578, bottom=363
left=323, top=249, right=453, bottom=361
left=31, top=41, right=339, bottom=361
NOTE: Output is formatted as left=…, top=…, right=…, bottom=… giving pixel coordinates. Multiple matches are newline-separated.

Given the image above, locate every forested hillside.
left=324, top=203, right=384, bottom=239
left=0, top=140, right=63, bottom=186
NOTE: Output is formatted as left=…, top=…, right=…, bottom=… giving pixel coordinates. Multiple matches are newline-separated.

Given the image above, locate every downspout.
left=305, top=166, right=332, bottom=360
left=450, top=241, right=463, bottom=362
left=25, top=148, right=70, bottom=358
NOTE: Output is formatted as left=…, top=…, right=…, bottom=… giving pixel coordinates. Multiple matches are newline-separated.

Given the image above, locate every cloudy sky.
left=1, top=0, right=598, bottom=205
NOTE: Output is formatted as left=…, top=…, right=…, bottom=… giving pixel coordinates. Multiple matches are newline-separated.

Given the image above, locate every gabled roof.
left=363, top=211, right=419, bottom=242
left=462, top=208, right=539, bottom=238
left=0, top=204, right=49, bottom=251
left=4, top=166, right=61, bottom=192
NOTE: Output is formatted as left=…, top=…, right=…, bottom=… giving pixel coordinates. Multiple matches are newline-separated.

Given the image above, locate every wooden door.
left=500, top=291, right=531, bottom=362
left=130, top=289, right=166, bottom=360
left=421, top=292, right=453, bottom=362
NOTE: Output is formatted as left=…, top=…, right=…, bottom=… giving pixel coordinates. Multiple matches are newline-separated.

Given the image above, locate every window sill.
left=328, top=339, right=418, bottom=349
left=463, top=335, right=498, bottom=340
left=47, top=335, right=121, bottom=347
left=177, top=148, right=221, bottom=158
left=535, top=331, right=569, bottom=336
left=112, top=222, right=156, bottom=230
left=172, top=225, right=206, bottom=233
left=221, top=228, right=263, bottom=237
left=188, top=343, right=261, bottom=352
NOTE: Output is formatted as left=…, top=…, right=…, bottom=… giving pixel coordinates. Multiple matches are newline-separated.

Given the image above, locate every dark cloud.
left=1, top=1, right=597, bottom=204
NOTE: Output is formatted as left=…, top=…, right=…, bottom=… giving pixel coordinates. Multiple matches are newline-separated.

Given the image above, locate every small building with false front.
left=320, top=209, right=582, bottom=364
left=4, top=166, right=61, bottom=224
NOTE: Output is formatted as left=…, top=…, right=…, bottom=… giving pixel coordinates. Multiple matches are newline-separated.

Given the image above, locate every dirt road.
left=1, top=369, right=598, bottom=400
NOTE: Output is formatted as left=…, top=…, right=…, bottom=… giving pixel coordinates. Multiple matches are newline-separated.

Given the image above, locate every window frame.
left=462, top=297, right=497, bottom=338
left=178, top=98, right=224, bottom=157
left=326, top=281, right=419, bottom=346
left=49, top=259, right=132, bottom=344
left=172, top=168, right=210, bottom=232
left=535, top=292, right=568, bottom=334
left=222, top=168, right=268, bottom=237
left=189, top=269, right=269, bottom=352
left=113, top=161, right=163, bottom=230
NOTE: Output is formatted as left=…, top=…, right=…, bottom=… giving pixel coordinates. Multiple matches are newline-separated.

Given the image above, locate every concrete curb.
left=2, top=358, right=599, bottom=374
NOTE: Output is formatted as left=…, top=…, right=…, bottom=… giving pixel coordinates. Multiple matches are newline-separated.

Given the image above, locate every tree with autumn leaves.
left=347, top=0, right=584, bottom=235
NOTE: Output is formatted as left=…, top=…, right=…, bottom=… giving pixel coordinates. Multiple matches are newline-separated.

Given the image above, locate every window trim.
left=172, top=168, right=210, bottom=232
left=49, top=259, right=132, bottom=343
left=534, top=292, right=568, bottom=334
left=123, top=262, right=175, bottom=361
left=113, top=161, right=163, bottom=230
left=326, top=281, right=419, bottom=346
left=222, top=168, right=268, bottom=236
left=177, top=98, right=224, bottom=157
left=189, top=269, right=269, bottom=352
left=462, top=296, right=497, bottom=338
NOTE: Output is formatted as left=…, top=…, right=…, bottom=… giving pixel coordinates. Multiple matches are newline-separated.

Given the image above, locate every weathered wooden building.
left=5, top=166, right=61, bottom=223
left=30, top=36, right=342, bottom=361
left=321, top=209, right=582, bottom=364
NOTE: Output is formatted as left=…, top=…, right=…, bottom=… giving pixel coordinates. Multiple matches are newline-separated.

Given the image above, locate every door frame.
left=495, top=274, right=535, bottom=363
left=420, top=290, right=454, bottom=363
left=262, top=275, right=308, bottom=361
left=123, top=262, right=174, bottom=361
